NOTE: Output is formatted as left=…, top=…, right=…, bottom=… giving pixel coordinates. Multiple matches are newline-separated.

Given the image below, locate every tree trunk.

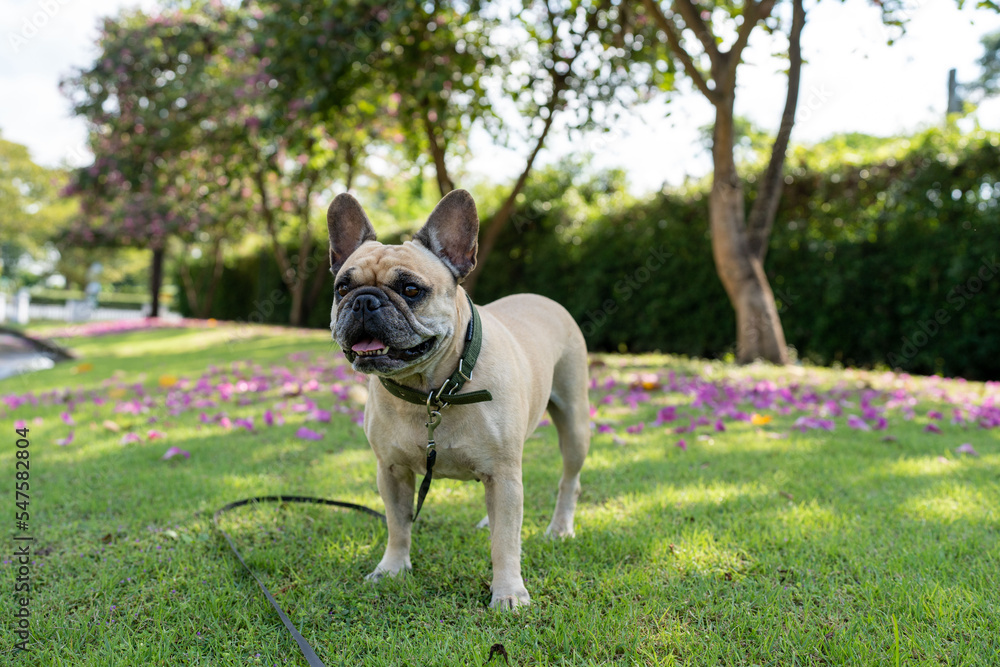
left=201, top=240, right=225, bottom=318
left=710, top=97, right=789, bottom=365
left=149, top=247, right=165, bottom=318
left=463, top=109, right=557, bottom=295
left=746, top=0, right=806, bottom=262
left=423, top=110, right=454, bottom=198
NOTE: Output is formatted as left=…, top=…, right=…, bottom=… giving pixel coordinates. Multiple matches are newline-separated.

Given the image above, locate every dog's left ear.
left=414, top=189, right=480, bottom=281
left=327, top=193, right=377, bottom=274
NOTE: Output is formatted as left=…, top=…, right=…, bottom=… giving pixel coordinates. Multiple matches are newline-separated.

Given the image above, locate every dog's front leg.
left=367, top=461, right=414, bottom=581
left=483, top=472, right=530, bottom=609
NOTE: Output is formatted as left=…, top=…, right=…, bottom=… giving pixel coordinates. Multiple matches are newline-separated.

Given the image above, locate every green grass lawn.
left=1, top=323, right=998, bottom=665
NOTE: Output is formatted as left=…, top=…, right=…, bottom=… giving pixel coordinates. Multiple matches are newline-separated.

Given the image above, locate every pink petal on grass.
left=120, top=433, right=141, bottom=445
left=955, top=443, right=979, bottom=457
left=57, top=431, right=75, bottom=446
left=626, top=422, right=644, bottom=435
left=924, top=423, right=942, bottom=434
left=675, top=439, right=687, bottom=451
left=264, top=410, right=275, bottom=426
left=309, top=409, right=332, bottom=423
left=847, top=415, right=870, bottom=431
left=234, top=418, right=254, bottom=431
left=714, top=420, right=726, bottom=432
left=161, top=446, right=190, bottom=461
left=15, top=420, right=26, bottom=430
left=296, top=427, right=324, bottom=441
left=61, top=411, right=75, bottom=426
left=927, top=410, right=943, bottom=420
left=147, top=429, right=166, bottom=440
left=597, top=424, right=614, bottom=434
left=874, top=417, right=888, bottom=430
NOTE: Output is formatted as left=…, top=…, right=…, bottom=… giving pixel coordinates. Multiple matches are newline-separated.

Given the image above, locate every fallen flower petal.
left=675, top=439, right=687, bottom=451
left=147, top=430, right=166, bottom=440
left=309, top=409, right=332, bottom=423
left=924, top=423, right=942, bottom=434
left=955, top=443, right=979, bottom=457
left=161, top=446, right=190, bottom=460
left=57, top=431, right=75, bottom=446
left=296, top=427, right=324, bottom=441
left=847, top=415, right=870, bottom=431
left=120, top=433, right=141, bottom=445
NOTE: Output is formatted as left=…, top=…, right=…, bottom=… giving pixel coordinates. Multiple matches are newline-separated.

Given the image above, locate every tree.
left=0, top=133, right=76, bottom=287
left=633, top=0, right=807, bottom=363
left=258, top=0, right=651, bottom=294
left=62, top=5, right=240, bottom=317
left=969, top=29, right=1000, bottom=100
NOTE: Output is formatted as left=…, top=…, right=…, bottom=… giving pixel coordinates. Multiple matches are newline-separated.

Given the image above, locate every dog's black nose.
left=352, top=294, right=381, bottom=312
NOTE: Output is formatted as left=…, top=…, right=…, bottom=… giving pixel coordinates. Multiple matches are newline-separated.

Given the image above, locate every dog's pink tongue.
left=351, top=338, right=386, bottom=352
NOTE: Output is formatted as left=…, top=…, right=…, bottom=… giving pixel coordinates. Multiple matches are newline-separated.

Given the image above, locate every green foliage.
left=0, top=133, right=76, bottom=286
left=473, top=127, right=1000, bottom=379
left=177, top=126, right=1000, bottom=379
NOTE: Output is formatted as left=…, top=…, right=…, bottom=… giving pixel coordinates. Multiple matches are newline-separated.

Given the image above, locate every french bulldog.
left=327, top=189, right=590, bottom=609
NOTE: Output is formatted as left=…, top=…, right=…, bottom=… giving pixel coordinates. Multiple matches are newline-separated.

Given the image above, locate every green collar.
left=378, top=294, right=493, bottom=408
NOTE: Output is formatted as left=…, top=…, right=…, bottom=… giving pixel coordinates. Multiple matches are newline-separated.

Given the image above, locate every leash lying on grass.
left=213, top=299, right=497, bottom=664
left=213, top=495, right=386, bottom=667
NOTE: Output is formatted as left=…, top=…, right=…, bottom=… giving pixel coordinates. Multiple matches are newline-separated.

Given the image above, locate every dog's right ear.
left=327, top=193, right=377, bottom=274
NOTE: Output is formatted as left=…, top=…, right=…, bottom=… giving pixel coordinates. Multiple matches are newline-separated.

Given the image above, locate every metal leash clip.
left=425, top=392, right=442, bottom=449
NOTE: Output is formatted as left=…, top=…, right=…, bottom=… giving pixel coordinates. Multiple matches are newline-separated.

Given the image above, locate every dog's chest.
left=365, top=410, right=487, bottom=482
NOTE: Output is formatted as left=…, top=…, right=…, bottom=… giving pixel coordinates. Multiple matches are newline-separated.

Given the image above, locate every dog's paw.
left=544, top=520, right=575, bottom=539
left=364, top=563, right=410, bottom=582
left=489, top=588, right=530, bottom=611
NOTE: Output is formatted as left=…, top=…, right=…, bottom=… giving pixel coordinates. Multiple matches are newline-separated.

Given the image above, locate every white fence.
left=0, top=292, right=178, bottom=325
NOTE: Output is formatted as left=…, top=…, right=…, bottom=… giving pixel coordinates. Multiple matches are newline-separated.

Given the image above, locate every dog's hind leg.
left=545, top=344, right=590, bottom=539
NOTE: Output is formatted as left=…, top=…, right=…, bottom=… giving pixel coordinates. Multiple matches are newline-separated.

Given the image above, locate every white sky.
left=2, top=0, right=999, bottom=195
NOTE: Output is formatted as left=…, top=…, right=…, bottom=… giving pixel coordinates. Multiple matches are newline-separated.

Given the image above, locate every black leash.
left=212, top=495, right=386, bottom=667
left=214, top=297, right=496, bottom=663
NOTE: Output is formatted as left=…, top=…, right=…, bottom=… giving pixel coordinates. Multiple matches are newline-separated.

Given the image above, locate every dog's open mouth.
left=350, top=337, right=436, bottom=362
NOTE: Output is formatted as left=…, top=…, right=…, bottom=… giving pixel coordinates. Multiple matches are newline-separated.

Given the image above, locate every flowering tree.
left=62, top=5, right=245, bottom=317
left=65, top=2, right=370, bottom=324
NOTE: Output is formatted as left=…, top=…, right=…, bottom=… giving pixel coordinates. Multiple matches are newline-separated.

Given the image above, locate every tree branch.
left=252, top=164, right=293, bottom=285
left=746, top=0, right=804, bottom=262
left=725, top=0, right=777, bottom=83
left=641, top=0, right=718, bottom=103
left=672, top=0, right=720, bottom=64
left=422, top=106, right=455, bottom=197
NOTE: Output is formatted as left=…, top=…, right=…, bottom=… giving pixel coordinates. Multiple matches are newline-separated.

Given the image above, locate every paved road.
left=0, top=332, right=61, bottom=381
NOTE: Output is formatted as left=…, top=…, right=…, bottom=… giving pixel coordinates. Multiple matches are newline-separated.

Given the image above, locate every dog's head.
left=327, top=189, right=480, bottom=377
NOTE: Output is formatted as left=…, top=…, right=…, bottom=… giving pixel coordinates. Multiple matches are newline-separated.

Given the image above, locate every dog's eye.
left=336, top=284, right=350, bottom=298
left=402, top=284, right=421, bottom=298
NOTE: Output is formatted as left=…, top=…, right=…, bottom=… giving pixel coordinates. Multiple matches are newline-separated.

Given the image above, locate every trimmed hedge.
left=178, top=128, right=1000, bottom=379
